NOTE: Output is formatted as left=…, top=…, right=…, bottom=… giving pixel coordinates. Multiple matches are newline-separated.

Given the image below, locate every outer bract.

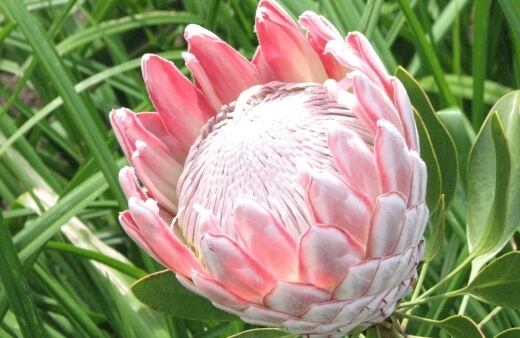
left=110, top=1, right=428, bottom=336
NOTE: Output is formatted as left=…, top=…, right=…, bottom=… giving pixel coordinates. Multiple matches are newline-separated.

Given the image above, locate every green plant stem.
left=395, top=311, right=440, bottom=326
left=478, top=306, right=502, bottom=329
left=458, top=293, right=470, bottom=315
left=401, top=261, right=429, bottom=329
left=416, top=264, right=470, bottom=337
left=400, top=289, right=464, bottom=308
left=401, top=254, right=474, bottom=306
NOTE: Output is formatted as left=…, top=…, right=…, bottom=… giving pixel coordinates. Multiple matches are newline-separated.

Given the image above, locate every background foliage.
left=0, top=0, right=519, bottom=337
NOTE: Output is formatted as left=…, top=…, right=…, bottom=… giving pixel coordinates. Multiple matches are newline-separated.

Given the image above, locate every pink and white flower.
left=110, top=1, right=428, bottom=336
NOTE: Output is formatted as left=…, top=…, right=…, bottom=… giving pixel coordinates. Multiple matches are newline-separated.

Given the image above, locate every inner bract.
left=177, top=81, right=369, bottom=245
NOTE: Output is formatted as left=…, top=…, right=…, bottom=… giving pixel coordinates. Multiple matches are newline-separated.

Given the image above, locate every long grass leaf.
left=396, top=0, right=456, bottom=107
left=0, top=212, right=47, bottom=338
left=0, top=0, right=126, bottom=208
left=0, top=51, right=181, bottom=159
left=471, top=0, right=492, bottom=129
left=13, top=171, right=110, bottom=261
left=45, top=241, right=146, bottom=279
left=32, top=263, right=106, bottom=338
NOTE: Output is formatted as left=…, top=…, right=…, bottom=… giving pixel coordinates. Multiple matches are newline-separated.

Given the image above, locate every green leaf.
left=396, top=67, right=458, bottom=210
left=204, top=0, right=222, bottom=31
left=419, top=75, right=514, bottom=106
left=228, top=328, right=293, bottom=338
left=423, top=195, right=446, bottom=262
left=395, top=0, right=457, bottom=107
left=471, top=0, right=492, bottom=129
left=462, top=251, right=520, bottom=309
left=0, top=0, right=126, bottom=208
left=357, top=0, right=384, bottom=40
left=131, top=270, right=239, bottom=321
left=494, top=328, right=520, bottom=338
left=45, top=241, right=147, bottom=280
left=14, top=168, right=110, bottom=262
left=413, top=108, right=442, bottom=211
left=467, top=91, right=520, bottom=267
left=0, top=212, right=46, bottom=338
left=433, top=315, right=484, bottom=338
left=468, top=112, right=511, bottom=257
left=32, top=263, right=106, bottom=338
left=498, top=0, right=520, bottom=38
left=437, top=107, right=476, bottom=192
left=57, top=12, right=203, bottom=55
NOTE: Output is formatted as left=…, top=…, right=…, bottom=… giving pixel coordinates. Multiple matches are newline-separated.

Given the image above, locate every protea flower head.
left=110, top=0, right=428, bottom=336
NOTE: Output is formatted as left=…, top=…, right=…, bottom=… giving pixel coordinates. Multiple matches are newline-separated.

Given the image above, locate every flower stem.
left=413, top=253, right=473, bottom=301
left=478, top=306, right=502, bottom=329
left=399, top=289, right=463, bottom=308
left=401, top=261, right=429, bottom=329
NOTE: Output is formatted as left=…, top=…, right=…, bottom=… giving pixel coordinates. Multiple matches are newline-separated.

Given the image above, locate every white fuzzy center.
left=177, top=82, right=366, bottom=244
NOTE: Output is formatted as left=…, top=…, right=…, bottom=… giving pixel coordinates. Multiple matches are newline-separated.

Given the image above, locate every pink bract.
left=110, top=0, right=428, bottom=336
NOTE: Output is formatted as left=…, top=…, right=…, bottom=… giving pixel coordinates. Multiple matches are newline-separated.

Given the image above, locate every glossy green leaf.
left=228, top=328, right=293, bottom=338
left=434, top=315, right=484, bottom=338
left=467, top=91, right=520, bottom=267
left=494, top=328, right=520, bottom=338
left=396, top=67, right=458, bottom=210
left=132, top=270, right=239, bottom=321
left=468, top=112, right=510, bottom=257
left=463, top=252, right=520, bottom=309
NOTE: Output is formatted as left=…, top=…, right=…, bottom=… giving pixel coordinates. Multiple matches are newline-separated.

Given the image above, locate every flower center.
left=177, top=81, right=368, bottom=244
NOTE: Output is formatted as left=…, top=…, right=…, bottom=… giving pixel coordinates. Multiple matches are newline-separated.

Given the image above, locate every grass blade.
left=396, top=0, right=457, bottom=107
left=0, top=212, right=46, bottom=338
left=0, top=0, right=126, bottom=208
left=471, top=0, right=492, bottom=129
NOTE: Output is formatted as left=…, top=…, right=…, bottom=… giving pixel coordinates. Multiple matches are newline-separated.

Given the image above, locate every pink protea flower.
left=110, top=0, right=428, bottom=336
